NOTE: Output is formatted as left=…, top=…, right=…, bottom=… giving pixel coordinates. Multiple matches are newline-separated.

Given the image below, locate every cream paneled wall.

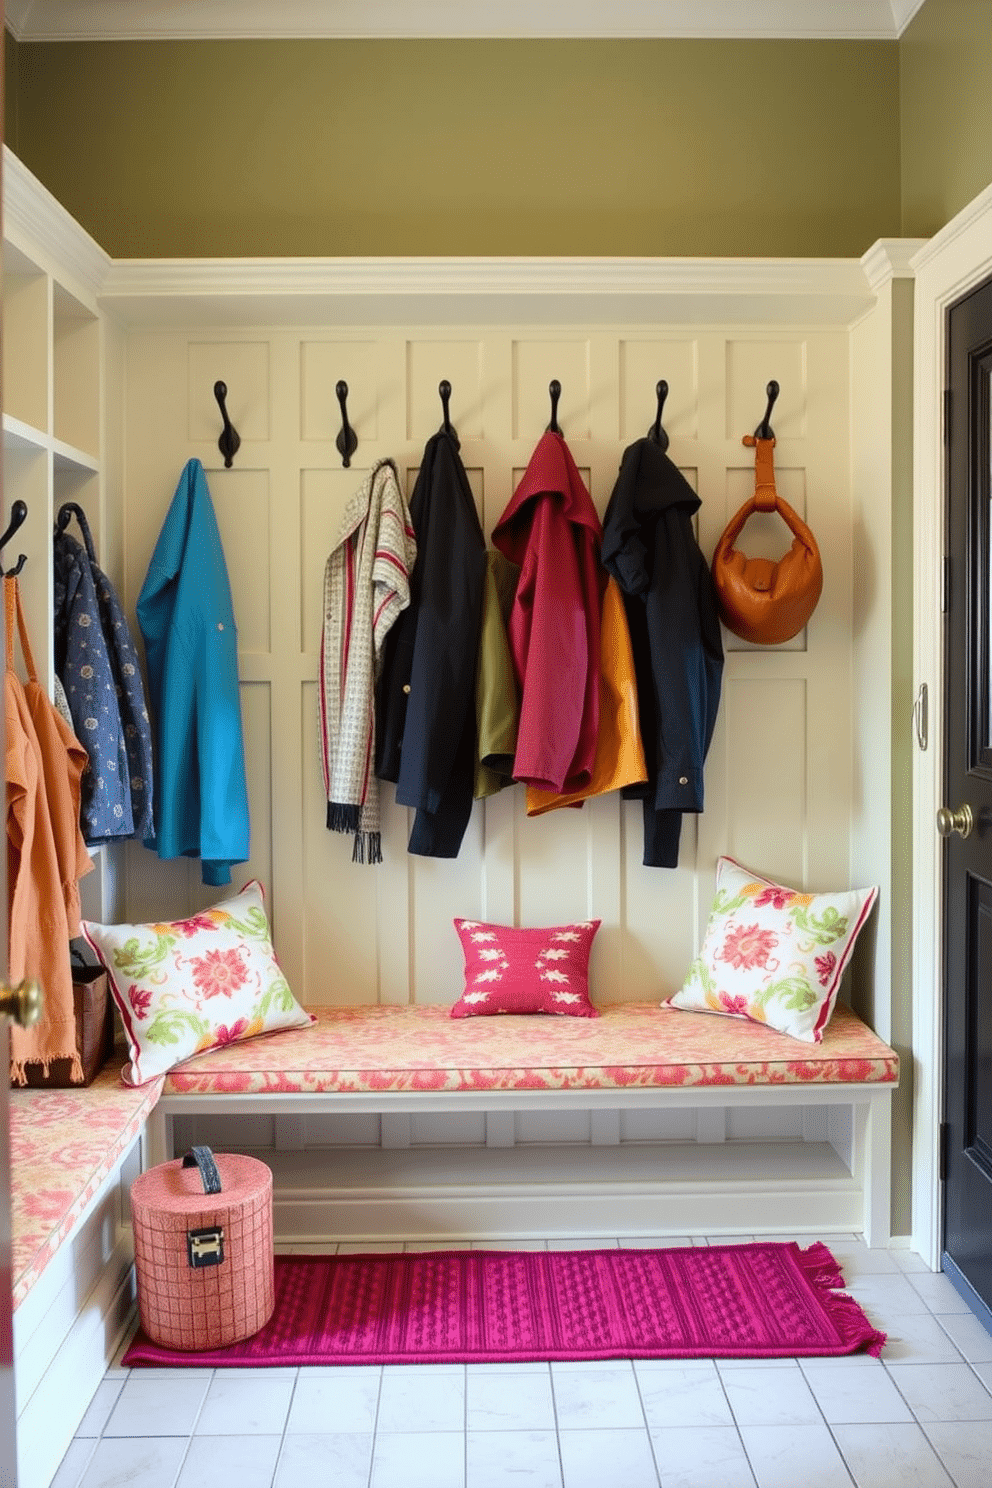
left=121, top=323, right=852, bottom=1013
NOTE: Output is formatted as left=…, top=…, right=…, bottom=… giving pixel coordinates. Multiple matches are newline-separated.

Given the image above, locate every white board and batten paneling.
left=122, top=311, right=860, bottom=1181
left=122, top=324, right=853, bottom=1009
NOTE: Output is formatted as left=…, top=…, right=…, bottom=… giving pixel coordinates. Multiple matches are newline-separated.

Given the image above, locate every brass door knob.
left=936, top=803, right=974, bottom=839
left=0, top=979, right=44, bottom=1028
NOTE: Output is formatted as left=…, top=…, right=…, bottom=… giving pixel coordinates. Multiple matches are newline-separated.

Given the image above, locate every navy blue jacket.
left=53, top=503, right=154, bottom=846
left=376, top=432, right=487, bottom=858
left=601, top=439, right=724, bottom=867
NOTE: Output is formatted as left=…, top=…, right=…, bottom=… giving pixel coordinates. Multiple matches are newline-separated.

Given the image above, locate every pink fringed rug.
left=122, top=1241, right=885, bottom=1368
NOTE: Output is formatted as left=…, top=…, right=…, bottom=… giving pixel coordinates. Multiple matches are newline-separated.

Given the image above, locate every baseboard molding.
left=275, top=1188, right=865, bottom=1241
left=262, top=1140, right=866, bottom=1241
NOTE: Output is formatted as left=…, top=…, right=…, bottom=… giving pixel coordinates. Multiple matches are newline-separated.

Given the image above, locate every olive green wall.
left=3, top=30, right=15, bottom=154
left=4, top=37, right=901, bottom=259
left=900, top=0, right=992, bottom=238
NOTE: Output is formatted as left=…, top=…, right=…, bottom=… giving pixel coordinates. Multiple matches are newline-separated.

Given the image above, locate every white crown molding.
left=4, top=0, right=911, bottom=43
left=860, top=238, right=928, bottom=291
left=889, top=1, right=928, bottom=37
left=911, top=177, right=992, bottom=278
left=4, top=1, right=34, bottom=39
left=2, top=146, right=110, bottom=301
left=98, top=254, right=875, bottom=329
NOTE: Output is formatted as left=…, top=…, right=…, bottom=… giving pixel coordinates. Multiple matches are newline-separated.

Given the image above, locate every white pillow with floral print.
left=668, top=857, right=877, bottom=1043
left=82, top=880, right=313, bottom=1085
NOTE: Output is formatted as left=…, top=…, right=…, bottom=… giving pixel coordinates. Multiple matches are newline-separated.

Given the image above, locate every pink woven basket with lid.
left=130, top=1145, right=274, bottom=1351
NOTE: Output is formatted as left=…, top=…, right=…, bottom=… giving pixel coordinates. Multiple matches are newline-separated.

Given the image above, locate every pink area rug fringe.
left=123, top=1240, right=886, bottom=1368
left=795, top=1241, right=887, bottom=1358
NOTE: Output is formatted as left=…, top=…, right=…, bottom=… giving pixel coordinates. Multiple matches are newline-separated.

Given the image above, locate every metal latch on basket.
left=187, top=1226, right=225, bottom=1268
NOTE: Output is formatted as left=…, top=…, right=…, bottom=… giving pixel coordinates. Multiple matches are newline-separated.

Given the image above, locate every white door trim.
left=911, top=180, right=992, bottom=1268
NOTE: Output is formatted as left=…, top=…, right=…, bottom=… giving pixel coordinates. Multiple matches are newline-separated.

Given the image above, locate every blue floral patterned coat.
left=53, top=503, right=154, bottom=845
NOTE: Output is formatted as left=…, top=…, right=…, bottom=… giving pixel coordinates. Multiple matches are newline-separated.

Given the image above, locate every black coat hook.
left=546, top=380, right=562, bottom=435
left=55, top=501, right=84, bottom=535
left=648, top=380, right=670, bottom=451
left=1, top=498, right=28, bottom=576
left=754, top=380, right=780, bottom=440
left=335, top=381, right=358, bottom=469
left=438, top=380, right=460, bottom=449
left=213, top=381, right=241, bottom=468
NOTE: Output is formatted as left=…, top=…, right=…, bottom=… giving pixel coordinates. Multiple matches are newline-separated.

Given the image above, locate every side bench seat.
left=9, top=1059, right=163, bottom=1488
left=9, top=1061, right=163, bottom=1310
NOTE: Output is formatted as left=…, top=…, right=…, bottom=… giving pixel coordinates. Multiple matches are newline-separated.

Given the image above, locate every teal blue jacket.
left=137, top=459, right=249, bottom=886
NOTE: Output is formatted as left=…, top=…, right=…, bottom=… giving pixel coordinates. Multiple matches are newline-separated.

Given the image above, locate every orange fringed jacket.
left=6, top=577, right=93, bottom=1083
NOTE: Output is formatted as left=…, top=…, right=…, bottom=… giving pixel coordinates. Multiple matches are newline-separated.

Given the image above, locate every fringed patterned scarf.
left=319, top=460, right=416, bottom=864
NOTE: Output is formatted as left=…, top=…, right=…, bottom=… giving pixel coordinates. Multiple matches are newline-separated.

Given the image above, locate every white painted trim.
left=99, top=255, right=874, bottom=329
left=889, top=0, right=928, bottom=36
left=1, top=148, right=109, bottom=306
left=4, top=1, right=34, bottom=38
left=911, top=183, right=992, bottom=1270
left=861, top=239, right=927, bottom=293
left=911, top=179, right=992, bottom=279
left=150, top=1079, right=896, bottom=1246
left=273, top=1184, right=868, bottom=1242
left=5, top=1, right=910, bottom=44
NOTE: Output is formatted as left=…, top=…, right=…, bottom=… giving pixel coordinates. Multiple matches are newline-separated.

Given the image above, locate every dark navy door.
left=942, top=273, right=992, bottom=1324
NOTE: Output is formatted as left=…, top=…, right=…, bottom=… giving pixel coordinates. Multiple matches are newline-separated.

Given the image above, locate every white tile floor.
left=47, top=1234, right=992, bottom=1488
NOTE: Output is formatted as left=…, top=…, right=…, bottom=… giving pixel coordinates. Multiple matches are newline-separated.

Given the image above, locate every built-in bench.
left=149, top=1000, right=899, bottom=1250
left=9, top=1058, right=163, bottom=1488
left=9, top=999, right=898, bottom=1488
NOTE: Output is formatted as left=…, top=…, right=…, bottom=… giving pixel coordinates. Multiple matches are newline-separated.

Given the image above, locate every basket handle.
left=181, top=1145, right=223, bottom=1194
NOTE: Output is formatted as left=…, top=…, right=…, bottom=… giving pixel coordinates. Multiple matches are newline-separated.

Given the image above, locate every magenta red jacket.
left=492, top=432, right=604, bottom=793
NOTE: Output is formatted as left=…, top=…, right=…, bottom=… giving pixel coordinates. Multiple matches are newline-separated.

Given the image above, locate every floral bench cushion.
left=9, top=1060, right=163, bottom=1309
left=160, top=1000, right=898, bottom=1096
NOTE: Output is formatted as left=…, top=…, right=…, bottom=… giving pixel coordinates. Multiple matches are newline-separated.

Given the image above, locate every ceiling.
left=5, top=1, right=928, bottom=43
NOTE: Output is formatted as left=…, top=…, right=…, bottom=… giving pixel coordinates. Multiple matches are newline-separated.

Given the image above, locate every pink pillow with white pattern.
left=668, top=857, right=877, bottom=1043
left=451, top=919, right=601, bottom=1018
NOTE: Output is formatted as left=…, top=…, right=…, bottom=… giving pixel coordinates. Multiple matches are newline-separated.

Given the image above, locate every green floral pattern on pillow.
left=82, top=881, right=313, bottom=1085
left=669, top=858, right=877, bottom=1043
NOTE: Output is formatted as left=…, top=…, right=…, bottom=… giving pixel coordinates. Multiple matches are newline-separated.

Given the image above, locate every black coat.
left=376, top=431, right=487, bottom=858
left=601, top=439, right=724, bottom=868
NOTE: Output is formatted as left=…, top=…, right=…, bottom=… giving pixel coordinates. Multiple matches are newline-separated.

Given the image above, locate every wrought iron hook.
left=335, top=381, right=358, bottom=468
left=754, top=380, right=780, bottom=440
left=55, top=501, right=86, bottom=535
left=213, top=381, right=241, bottom=468
left=546, top=380, right=562, bottom=435
left=0, top=498, right=28, bottom=576
left=648, top=380, right=670, bottom=450
left=438, top=381, right=460, bottom=449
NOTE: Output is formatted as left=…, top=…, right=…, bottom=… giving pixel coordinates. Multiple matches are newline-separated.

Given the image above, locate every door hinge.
left=941, top=554, right=951, bottom=613
left=943, top=387, right=952, bottom=447
left=939, top=1121, right=950, bottom=1182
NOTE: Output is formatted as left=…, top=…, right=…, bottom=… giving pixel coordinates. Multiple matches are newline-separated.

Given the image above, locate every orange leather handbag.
left=711, top=435, right=822, bottom=645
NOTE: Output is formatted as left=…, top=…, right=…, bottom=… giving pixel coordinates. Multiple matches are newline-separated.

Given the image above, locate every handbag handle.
left=741, top=434, right=778, bottom=511
left=181, top=1145, right=223, bottom=1194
